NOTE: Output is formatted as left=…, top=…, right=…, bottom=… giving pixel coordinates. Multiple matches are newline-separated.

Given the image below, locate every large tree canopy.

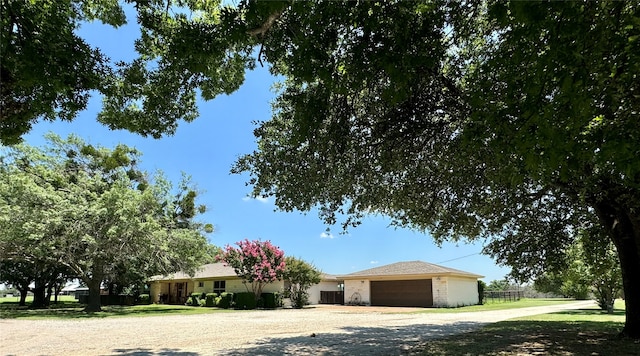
left=0, top=134, right=214, bottom=311
left=2, top=0, right=639, bottom=337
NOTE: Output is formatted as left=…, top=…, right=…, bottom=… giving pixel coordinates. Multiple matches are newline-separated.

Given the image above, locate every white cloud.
left=370, top=260, right=379, bottom=265
left=242, top=196, right=269, bottom=203
left=320, top=232, right=335, bottom=239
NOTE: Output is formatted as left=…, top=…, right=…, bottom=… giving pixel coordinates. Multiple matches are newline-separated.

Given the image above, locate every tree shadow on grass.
left=217, top=321, right=484, bottom=355
left=109, top=348, right=200, bottom=356
left=0, top=304, right=217, bottom=319
left=414, top=320, right=639, bottom=356
left=553, top=308, right=626, bottom=317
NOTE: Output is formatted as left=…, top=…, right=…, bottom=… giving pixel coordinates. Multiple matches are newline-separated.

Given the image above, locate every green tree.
left=230, top=1, right=640, bottom=337
left=534, top=232, right=623, bottom=308
left=533, top=273, right=565, bottom=297
left=0, top=0, right=119, bottom=144
left=3, top=0, right=640, bottom=337
left=581, top=229, right=623, bottom=313
left=0, top=260, right=38, bottom=306
left=283, top=256, right=321, bottom=308
left=0, top=134, right=213, bottom=311
left=558, top=247, right=591, bottom=301
left=485, top=280, right=512, bottom=292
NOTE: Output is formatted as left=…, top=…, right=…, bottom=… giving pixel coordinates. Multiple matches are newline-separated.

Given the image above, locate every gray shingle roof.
left=320, top=273, right=340, bottom=281
left=150, top=263, right=238, bottom=281
left=339, top=261, right=483, bottom=279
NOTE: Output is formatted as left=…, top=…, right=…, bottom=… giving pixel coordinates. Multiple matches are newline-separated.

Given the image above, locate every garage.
left=340, top=261, right=483, bottom=307
left=370, top=279, right=433, bottom=307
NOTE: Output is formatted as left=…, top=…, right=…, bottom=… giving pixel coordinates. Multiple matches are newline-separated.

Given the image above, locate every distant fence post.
left=483, top=290, right=523, bottom=303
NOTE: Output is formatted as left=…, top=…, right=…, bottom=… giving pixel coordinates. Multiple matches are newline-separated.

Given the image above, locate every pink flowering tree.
left=218, top=239, right=286, bottom=301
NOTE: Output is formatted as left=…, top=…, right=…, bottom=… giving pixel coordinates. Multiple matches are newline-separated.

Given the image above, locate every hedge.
left=218, top=292, right=234, bottom=309
left=260, top=292, right=280, bottom=309
left=78, top=295, right=135, bottom=306
left=137, top=294, right=151, bottom=305
left=190, top=292, right=200, bottom=306
left=205, top=293, right=217, bottom=307
left=234, top=292, right=257, bottom=310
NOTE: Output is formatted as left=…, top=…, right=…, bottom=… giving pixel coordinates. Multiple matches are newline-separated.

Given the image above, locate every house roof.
left=150, top=263, right=238, bottom=281
left=61, top=284, right=81, bottom=292
left=150, top=261, right=483, bottom=282
left=338, top=261, right=484, bottom=279
left=320, top=273, right=341, bottom=281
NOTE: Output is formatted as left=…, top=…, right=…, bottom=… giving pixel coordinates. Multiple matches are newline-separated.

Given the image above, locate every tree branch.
left=247, top=10, right=283, bottom=37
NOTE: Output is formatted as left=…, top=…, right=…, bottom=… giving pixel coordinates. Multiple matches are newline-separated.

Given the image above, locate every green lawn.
left=407, top=298, right=577, bottom=314
left=415, top=300, right=639, bottom=355
left=1, top=296, right=578, bottom=319
left=0, top=296, right=230, bottom=319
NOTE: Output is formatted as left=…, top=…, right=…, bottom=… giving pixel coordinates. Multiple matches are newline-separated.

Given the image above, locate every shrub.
left=101, top=295, right=135, bottom=306
left=218, top=292, right=234, bottom=309
left=200, top=292, right=207, bottom=300
left=261, top=292, right=279, bottom=309
left=137, top=294, right=151, bottom=305
left=190, top=292, right=200, bottom=306
left=234, top=292, right=257, bottom=310
left=205, top=293, right=217, bottom=307
left=198, top=299, right=206, bottom=307
left=477, top=280, right=486, bottom=305
left=290, top=290, right=310, bottom=309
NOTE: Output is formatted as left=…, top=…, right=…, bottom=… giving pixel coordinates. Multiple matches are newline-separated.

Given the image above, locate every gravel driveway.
left=1, top=301, right=594, bottom=355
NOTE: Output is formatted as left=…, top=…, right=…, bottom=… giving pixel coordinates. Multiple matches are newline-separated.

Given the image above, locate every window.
left=213, top=280, right=226, bottom=294
left=198, top=281, right=204, bottom=288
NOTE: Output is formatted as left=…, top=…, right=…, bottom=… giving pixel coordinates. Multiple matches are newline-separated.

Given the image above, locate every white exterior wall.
left=344, top=279, right=370, bottom=305
left=445, top=277, right=479, bottom=307
left=224, top=279, right=284, bottom=294
left=155, top=278, right=285, bottom=299
left=308, top=280, right=343, bottom=304
left=262, top=280, right=285, bottom=293
left=432, top=277, right=448, bottom=307
left=193, top=280, right=213, bottom=294
left=150, top=282, right=161, bottom=303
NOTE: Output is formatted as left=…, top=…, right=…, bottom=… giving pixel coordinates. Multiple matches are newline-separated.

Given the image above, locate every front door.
left=176, top=282, right=185, bottom=304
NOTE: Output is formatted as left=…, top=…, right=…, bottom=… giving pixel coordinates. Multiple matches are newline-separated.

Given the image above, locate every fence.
left=320, top=291, right=344, bottom=305
left=483, top=290, right=524, bottom=303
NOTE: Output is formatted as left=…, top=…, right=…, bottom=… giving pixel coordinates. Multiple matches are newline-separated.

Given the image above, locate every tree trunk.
left=45, top=283, right=53, bottom=305
left=594, top=200, right=640, bottom=339
left=17, top=286, right=28, bottom=306
left=85, top=279, right=102, bottom=312
left=53, top=282, right=60, bottom=304
left=30, top=282, right=47, bottom=309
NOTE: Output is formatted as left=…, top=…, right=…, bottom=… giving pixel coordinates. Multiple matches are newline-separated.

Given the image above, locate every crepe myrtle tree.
left=218, top=239, right=286, bottom=302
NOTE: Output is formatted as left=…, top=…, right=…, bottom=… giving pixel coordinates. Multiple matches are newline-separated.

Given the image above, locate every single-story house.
left=149, top=263, right=285, bottom=304
left=150, top=260, right=483, bottom=308
left=338, top=260, right=484, bottom=308
left=150, top=264, right=344, bottom=305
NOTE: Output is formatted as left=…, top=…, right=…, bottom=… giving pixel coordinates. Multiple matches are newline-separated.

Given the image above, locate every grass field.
left=409, top=298, right=576, bottom=314
left=1, top=296, right=578, bottom=319
left=0, top=295, right=229, bottom=319
left=415, top=300, right=639, bottom=355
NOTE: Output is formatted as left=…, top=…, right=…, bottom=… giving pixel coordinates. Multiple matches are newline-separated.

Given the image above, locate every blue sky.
left=23, top=8, right=511, bottom=282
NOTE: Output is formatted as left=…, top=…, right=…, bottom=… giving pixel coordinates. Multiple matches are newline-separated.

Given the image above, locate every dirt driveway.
left=0, top=301, right=594, bottom=355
